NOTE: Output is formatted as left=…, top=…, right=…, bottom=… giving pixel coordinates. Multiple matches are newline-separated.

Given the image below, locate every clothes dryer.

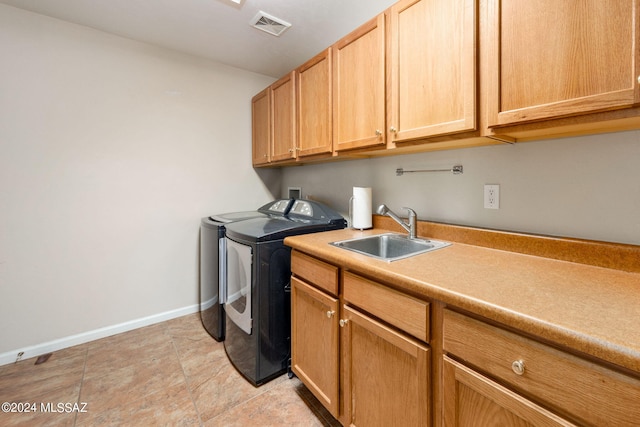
left=223, top=199, right=346, bottom=385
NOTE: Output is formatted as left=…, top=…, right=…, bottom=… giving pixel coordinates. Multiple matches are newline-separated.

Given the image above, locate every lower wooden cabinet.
left=291, top=276, right=340, bottom=416
left=290, top=250, right=431, bottom=426
left=443, top=356, right=575, bottom=426
left=291, top=250, right=640, bottom=426
left=442, top=309, right=640, bottom=426
left=342, top=305, right=430, bottom=426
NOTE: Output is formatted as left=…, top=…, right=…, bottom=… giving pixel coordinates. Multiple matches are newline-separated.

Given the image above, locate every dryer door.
left=224, top=238, right=252, bottom=334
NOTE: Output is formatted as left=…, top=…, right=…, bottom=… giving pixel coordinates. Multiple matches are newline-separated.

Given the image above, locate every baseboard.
left=0, top=303, right=201, bottom=367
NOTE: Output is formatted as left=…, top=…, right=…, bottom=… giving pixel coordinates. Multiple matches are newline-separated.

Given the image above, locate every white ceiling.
left=0, top=0, right=396, bottom=78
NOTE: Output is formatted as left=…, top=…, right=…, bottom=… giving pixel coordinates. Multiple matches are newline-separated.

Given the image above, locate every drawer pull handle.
left=511, top=360, right=526, bottom=376
left=326, top=310, right=335, bottom=318
left=339, top=319, right=349, bottom=327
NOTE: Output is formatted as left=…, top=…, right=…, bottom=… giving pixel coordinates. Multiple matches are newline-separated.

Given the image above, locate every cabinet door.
left=251, top=87, right=270, bottom=166
left=333, top=14, right=386, bottom=152
left=487, top=0, right=640, bottom=127
left=388, top=0, right=476, bottom=143
left=443, top=357, right=576, bottom=427
left=271, top=71, right=297, bottom=162
left=342, top=305, right=430, bottom=427
left=291, top=277, right=340, bottom=417
left=297, top=49, right=333, bottom=158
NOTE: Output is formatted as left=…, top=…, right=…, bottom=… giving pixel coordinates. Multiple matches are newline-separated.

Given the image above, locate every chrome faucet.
left=376, top=204, right=417, bottom=239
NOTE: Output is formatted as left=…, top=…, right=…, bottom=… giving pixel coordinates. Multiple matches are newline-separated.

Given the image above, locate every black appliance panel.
left=222, top=199, right=346, bottom=386
left=222, top=238, right=291, bottom=386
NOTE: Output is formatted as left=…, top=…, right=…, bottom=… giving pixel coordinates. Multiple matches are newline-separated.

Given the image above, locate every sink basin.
left=330, top=233, right=451, bottom=261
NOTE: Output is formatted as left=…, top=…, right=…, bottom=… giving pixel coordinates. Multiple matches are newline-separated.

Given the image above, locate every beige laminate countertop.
left=284, top=228, right=640, bottom=375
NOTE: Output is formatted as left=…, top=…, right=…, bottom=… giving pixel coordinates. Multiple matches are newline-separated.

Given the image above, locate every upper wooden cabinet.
left=388, top=0, right=477, bottom=143
left=486, top=0, right=640, bottom=128
left=251, top=87, right=270, bottom=166
left=253, top=0, right=640, bottom=167
left=333, top=14, right=386, bottom=152
left=252, top=72, right=296, bottom=167
left=297, top=49, right=333, bottom=158
left=270, top=71, right=297, bottom=162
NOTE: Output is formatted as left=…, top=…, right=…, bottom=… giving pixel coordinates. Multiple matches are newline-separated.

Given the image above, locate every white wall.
left=0, top=5, right=278, bottom=357
left=281, top=131, right=640, bottom=246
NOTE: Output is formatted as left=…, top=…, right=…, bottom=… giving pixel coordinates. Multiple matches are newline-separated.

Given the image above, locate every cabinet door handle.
left=326, top=310, right=335, bottom=318
left=637, top=75, right=640, bottom=84
left=511, top=360, right=526, bottom=376
left=375, top=129, right=382, bottom=136
left=339, top=319, right=349, bottom=327
left=389, top=126, right=397, bottom=133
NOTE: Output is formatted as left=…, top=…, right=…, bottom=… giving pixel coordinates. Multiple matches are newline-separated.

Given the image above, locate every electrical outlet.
left=288, top=187, right=301, bottom=199
left=484, top=184, right=500, bottom=209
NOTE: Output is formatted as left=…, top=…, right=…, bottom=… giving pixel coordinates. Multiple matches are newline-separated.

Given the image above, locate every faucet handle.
left=401, top=207, right=417, bottom=218
left=401, top=207, right=417, bottom=239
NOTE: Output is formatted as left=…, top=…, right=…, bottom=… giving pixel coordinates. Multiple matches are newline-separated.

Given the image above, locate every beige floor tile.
left=0, top=313, right=340, bottom=427
left=189, top=358, right=286, bottom=423
left=75, top=382, right=199, bottom=427
left=166, top=313, right=210, bottom=341
left=83, top=330, right=175, bottom=381
left=172, top=335, right=226, bottom=377
left=204, top=377, right=329, bottom=427
left=169, top=316, right=226, bottom=376
left=0, top=382, right=80, bottom=427
left=0, top=346, right=86, bottom=402
left=175, top=332, right=289, bottom=424
left=85, top=322, right=169, bottom=355
left=80, top=344, right=185, bottom=414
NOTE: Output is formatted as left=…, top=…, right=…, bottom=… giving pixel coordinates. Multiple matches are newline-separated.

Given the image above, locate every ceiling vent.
left=250, top=11, right=291, bottom=37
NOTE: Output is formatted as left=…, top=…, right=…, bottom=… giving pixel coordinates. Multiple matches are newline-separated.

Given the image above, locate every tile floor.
left=0, top=313, right=341, bottom=426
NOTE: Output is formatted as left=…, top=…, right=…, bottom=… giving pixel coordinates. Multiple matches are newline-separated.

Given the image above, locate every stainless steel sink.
left=330, top=233, right=451, bottom=261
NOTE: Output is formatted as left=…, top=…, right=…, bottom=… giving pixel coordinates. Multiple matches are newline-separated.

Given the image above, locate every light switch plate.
left=484, top=184, right=500, bottom=209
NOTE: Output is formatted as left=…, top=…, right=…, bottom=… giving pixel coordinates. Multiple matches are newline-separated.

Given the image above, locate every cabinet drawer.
left=443, top=309, right=640, bottom=426
left=291, top=250, right=339, bottom=296
left=343, top=271, right=429, bottom=342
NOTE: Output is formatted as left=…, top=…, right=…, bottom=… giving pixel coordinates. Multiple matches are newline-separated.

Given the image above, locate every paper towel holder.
left=349, top=186, right=373, bottom=230
left=396, top=165, right=463, bottom=176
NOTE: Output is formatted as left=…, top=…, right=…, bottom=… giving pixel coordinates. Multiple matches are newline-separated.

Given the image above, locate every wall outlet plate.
left=484, top=184, right=500, bottom=209
left=288, top=187, right=301, bottom=199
